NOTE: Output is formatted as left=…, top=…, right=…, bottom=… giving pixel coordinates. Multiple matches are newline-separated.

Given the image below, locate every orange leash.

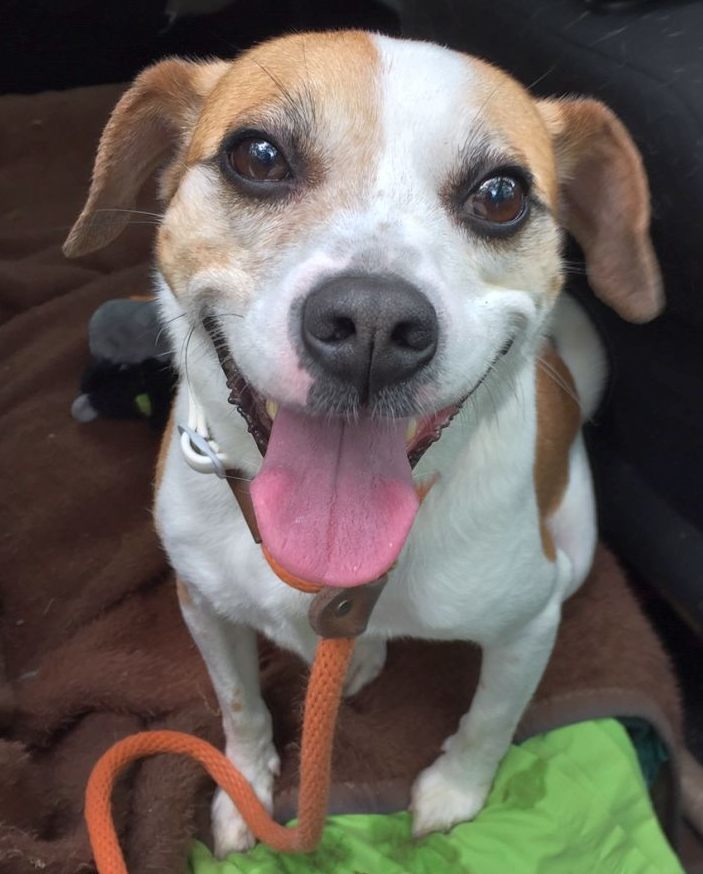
left=86, top=637, right=354, bottom=871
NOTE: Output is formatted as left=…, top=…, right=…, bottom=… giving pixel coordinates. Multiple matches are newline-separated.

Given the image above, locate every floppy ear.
left=538, top=98, right=664, bottom=323
left=64, top=58, right=227, bottom=257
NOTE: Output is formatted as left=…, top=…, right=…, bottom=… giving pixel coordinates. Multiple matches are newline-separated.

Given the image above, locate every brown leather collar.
left=224, top=471, right=262, bottom=543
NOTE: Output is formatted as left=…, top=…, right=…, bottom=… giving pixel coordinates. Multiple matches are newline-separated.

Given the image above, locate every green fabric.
left=189, top=719, right=683, bottom=874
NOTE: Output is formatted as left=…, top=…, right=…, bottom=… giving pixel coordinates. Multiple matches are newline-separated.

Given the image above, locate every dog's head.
left=66, top=32, right=662, bottom=587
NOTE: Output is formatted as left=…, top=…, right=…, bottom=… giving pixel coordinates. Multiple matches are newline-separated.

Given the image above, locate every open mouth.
left=205, top=316, right=467, bottom=588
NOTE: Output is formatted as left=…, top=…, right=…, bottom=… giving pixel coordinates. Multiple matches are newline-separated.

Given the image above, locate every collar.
left=179, top=387, right=262, bottom=544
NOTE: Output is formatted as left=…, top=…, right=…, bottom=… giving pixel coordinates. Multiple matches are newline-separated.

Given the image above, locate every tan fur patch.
left=155, top=31, right=381, bottom=298
left=186, top=31, right=379, bottom=163
left=534, top=344, right=581, bottom=561
left=468, top=57, right=559, bottom=210
left=156, top=220, right=235, bottom=295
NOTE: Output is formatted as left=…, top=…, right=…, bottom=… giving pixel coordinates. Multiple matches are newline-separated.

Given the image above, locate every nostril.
left=328, top=316, right=356, bottom=343
left=391, top=320, right=434, bottom=351
left=306, top=309, right=356, bottom=344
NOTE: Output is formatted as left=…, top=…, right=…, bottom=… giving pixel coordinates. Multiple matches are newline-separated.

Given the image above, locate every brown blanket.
left=0, top=83, right=686, bottom=874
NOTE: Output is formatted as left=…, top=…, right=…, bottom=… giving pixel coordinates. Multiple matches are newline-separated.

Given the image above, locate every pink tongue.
left=250, top=408, right=419, bottom=588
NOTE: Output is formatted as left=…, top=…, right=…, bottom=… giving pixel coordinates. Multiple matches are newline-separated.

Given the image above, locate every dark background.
left=0, top=0, right=398, bottom=94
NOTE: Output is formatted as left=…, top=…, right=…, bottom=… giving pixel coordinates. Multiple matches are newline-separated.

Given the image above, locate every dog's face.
left=156, top=34, right=568, bottom=425
left=66, top=32, right=661, bottom=421
left=66, top=32, right=663, bottom=586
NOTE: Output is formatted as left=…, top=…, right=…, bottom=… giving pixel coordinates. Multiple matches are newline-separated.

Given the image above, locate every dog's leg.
left=176, top=580, right=279, bottom=856
left=410, top=598, right=560, bottom=837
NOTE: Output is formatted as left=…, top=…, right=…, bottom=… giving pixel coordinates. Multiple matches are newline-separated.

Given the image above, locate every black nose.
left=301, top=274, right=438, bottom=400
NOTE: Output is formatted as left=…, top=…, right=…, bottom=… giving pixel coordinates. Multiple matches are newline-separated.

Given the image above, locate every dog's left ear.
left=538, top=98, right=664, bottom=323
left=64, top=58, right=228, bottom=258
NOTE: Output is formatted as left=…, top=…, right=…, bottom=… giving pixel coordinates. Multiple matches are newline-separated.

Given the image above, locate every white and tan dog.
left=65, top=31, right=663, bottom=856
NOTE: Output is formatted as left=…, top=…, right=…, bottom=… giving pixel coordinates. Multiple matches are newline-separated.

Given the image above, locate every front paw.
left=410, top=753, right=492, bottom=838
left=211, top=744, right=280, bottom=857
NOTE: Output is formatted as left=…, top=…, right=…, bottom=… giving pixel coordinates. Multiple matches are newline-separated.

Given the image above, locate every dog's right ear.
left=64, top=58, right=227, bottom=257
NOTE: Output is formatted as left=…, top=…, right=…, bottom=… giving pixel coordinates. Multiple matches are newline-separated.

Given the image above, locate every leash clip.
left=178, top=389, right=230, bottom=478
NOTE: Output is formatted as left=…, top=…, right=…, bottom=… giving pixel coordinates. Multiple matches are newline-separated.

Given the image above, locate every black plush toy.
left=72, top=298, right=176, bottom=429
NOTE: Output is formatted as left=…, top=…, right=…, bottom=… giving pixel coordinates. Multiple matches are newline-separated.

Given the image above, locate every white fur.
left=153, top=36, right=604, bottom=853
left=550, top=293, right=608, bottom=421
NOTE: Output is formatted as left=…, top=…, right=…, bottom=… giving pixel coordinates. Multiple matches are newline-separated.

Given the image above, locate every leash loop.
left=86, top=637, right=354, bottom=872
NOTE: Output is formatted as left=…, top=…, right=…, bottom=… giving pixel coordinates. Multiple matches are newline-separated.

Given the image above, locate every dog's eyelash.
left=451, top=144, right=534, bottom=196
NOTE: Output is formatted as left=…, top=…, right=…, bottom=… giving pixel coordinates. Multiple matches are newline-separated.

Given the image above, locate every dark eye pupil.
left=250, top=140, right=278, bottom=168
left=484, top=177, right=516, bottom=206
left=465, top=175, right=525, bottom=224
left=229, top=137, right=289, bottom=182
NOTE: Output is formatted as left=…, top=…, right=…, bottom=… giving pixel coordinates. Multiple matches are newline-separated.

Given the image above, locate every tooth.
left=266, top=399, right=279, bottom=421
left=405, top=418, right=418, bottom=443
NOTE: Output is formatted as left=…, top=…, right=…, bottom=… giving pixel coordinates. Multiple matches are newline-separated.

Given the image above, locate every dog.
left=64, top=30, right=663, bottom=856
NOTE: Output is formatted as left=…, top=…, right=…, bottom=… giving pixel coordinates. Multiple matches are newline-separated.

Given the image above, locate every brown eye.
left=464, top=175, right=527, bottom=227
left=228, top=137, right=290, bottom=183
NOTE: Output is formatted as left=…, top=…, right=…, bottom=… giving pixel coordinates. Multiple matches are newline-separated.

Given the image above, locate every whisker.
left=108, top=220, right=162, bottom=226
left=537, top=357, right=582, bottom=410
left=252, top=59, right=303, bottom=117
left=155, top=311, right=187, bottom=347
left=224, top=471, right=253, bottom=484
left=160, top=311, right=188, bottom=326
left=526, top=64, right=557, bottom=92
left=472, top=78, right=509, bottom=125
left=93, top=207, right=165, bottom=220
left=56, top=218, right=162, bottom=231
left=210, top=309, right=244, bottom=321
left=181, top=324, right=197, bottom=397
